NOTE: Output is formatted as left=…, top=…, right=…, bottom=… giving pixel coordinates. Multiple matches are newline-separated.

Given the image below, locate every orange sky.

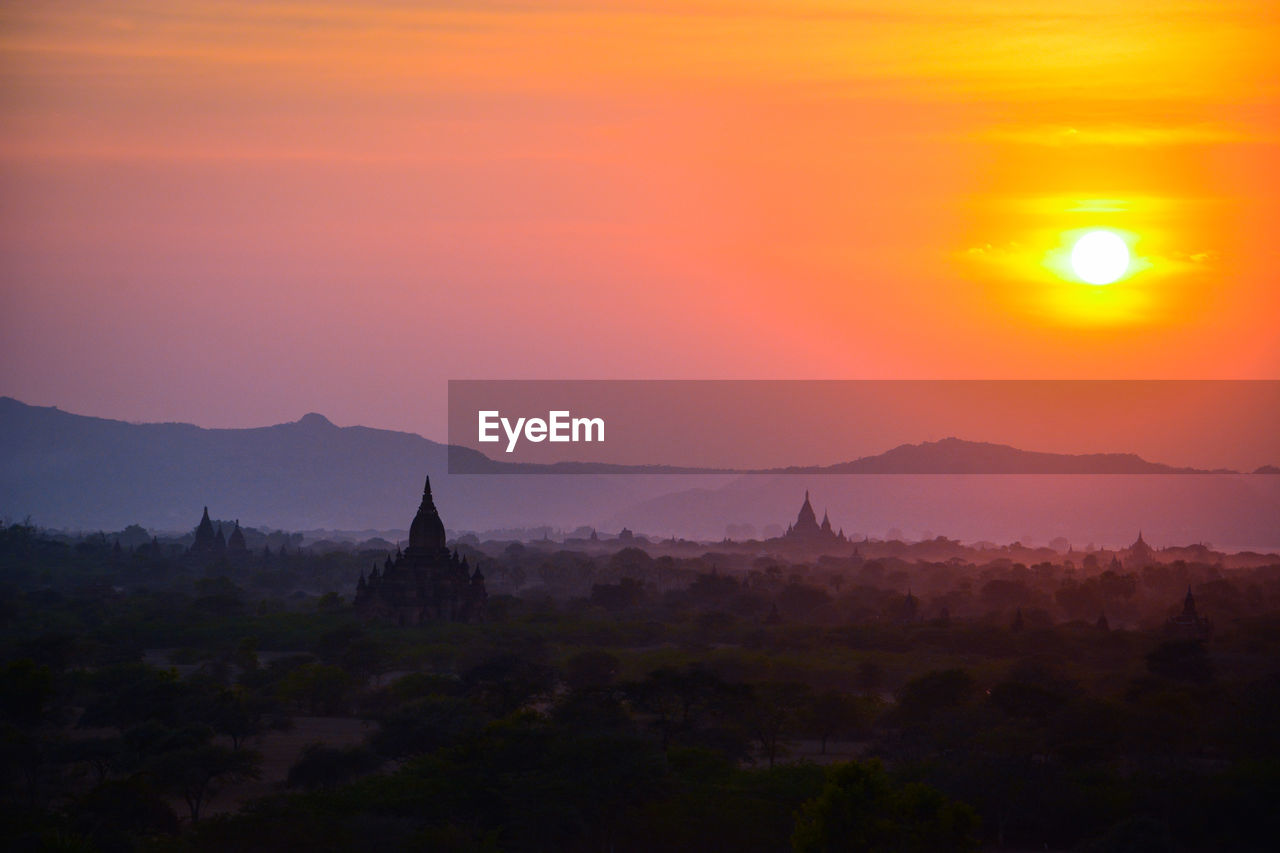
left=1, top=1, right=1277, bottom=440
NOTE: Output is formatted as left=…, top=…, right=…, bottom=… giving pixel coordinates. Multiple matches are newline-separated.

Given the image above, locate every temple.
left=1167, top=586, right=1212, bottom=640
left=1123, top=530, right=1156, bottom=569
left=190, top=507, right=226, bottom=555
left=896, top=589, right=920, bottom=624
left=227, top=519, right=247, bottom=552
left=778, top=490, right=847, bottom=548
left=354, top=476, right=487, bottom=624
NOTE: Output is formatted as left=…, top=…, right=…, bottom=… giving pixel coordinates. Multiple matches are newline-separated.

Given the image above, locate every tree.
left=980, top=579, right=1031, bottom=612
left=893, top=669, right=974, bottom=725
left=563, top=649, right=620, bottom=691
left=340, top=636, right=393, bottom=685
left=1098, top=570, right=1137, bottom=601
left=777, top=583, right=832, bottom=620
left=286, top=743, right=382, bottom=790
left=62, top=736, right=123, bottom=784
left=0, top=726, right=64, bottom=809
left=206, top=688, right=265, bottom=749
left=149, top=744, right=260, bottom=823
left=854, top=661, right=884, bottom=694
left=750, top=682, right=812, bottom=768
left=276, top=663, right=356, bottom=715
left=988, top=680, right=1063, bottom=721
left=792, top=760, right=979, bottom=852
left=78, top=663, right=191, bottom=730
left=371, top=695, right=487, bottom=759
left=462, top=654, right=554, bottom=717
left=0, top=659, right=55, bottom=727
left=590, top=577, right=646, bottom=612
left=231, top=636, right=260, bottom=673
left=1145, top=640, right=1214, bottom=684
left=74, top=776, right=179, bottom=846
left=805, top=690, right=865, bottom=755
left=627, top=665, right=751, bottom=752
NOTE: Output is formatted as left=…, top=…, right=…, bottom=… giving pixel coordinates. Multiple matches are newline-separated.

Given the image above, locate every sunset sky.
left=2, top=1, right=1278, bottom=442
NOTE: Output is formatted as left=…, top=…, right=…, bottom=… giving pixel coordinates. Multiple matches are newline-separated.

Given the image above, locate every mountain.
left=796, top=437, right=1236, bottom=475
left=1, top=397, right=1277, bottom=549
left=451, top=436, right=1236, bottom=476
left=0, top=397, right=699, bottom=532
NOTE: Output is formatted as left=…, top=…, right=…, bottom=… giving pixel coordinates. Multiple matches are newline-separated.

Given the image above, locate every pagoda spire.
left=192, top=506, right=220, bottom=553
left=407, top=474, right=447, bottom=552
left=794, top=490, right=818, bottom=531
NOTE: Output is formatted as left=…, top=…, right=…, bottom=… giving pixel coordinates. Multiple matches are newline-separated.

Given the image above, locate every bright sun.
left=1070, top=230, right=1130, bottom=285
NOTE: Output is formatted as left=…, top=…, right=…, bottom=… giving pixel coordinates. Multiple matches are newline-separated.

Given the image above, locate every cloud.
left=974, top=123, right=1265, bottom=147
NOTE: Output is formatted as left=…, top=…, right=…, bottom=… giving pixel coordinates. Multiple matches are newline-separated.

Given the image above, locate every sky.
left=2, top=1, right=1278, bottom=445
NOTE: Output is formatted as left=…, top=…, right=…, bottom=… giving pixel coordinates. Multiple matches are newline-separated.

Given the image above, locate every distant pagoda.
left=355, top=476, right=486, bottom=625
left=777, top=491, right=847, bottom=548
left=1123, top=530, right=1156, bottom=569
left=1167, top=586, right=1212, bottom=640
left=227, top=519, right=247, bottom=552
left=190, top=507, right=225, bottom=555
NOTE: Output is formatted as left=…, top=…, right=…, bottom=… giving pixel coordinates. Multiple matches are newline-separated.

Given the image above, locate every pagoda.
left=355, top=476, right=486, bottom=624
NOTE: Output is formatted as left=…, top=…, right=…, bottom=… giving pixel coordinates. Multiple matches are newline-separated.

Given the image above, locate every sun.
left=1070, top=230, right=1130, bottom=285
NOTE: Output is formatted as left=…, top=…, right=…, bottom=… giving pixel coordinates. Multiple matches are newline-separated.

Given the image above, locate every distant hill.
left=452, top=433, right=1236, bottom=476
left=785, top=437, right=1237, bottom=475
left=1, top=397, right=1276, bottom=548
left=0, top=397, right=691, bottom=532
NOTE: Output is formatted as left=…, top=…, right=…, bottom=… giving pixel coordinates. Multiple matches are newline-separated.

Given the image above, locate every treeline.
left=3, top=522, right=1280, bottom=850
left=10, top=519, right=1280, bottom=633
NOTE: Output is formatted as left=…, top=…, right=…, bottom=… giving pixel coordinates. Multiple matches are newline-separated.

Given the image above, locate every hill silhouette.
left=1, top=397, right=1275, bottom=547
left=0, top=397, right=682, bottom=531
left=783, top=436, right=1233, bottom=475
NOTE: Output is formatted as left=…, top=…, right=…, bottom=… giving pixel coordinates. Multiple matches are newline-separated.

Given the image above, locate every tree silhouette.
left=792, top=760, right=978, bottom=852
left=149, top=744, right=260, bottom=823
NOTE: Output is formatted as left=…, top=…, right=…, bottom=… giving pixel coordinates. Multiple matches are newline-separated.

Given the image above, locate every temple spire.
left=408, top=473, right=447, bottom=552
left=795, top=490, right=818, bottom=529
left=192, top=506, right=220, bottom=553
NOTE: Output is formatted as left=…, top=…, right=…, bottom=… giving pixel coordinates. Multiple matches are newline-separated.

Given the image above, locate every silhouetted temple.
left=355, top=476, right=486, bottom=624
left=779, top=491, right=847, bottom=547
left=190, top=507, right=225, bottom=555
left=227, top=519, right=247, bottom=552
left=1167, top=586, right=1212, bottom=639
left=896, top=589, right=920, bottom=624
left=1123, top=530, right=1156, bottom=569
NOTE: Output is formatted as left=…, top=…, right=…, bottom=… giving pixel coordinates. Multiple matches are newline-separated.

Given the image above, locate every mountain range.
left=2, top=397, right=1277, bottom=548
